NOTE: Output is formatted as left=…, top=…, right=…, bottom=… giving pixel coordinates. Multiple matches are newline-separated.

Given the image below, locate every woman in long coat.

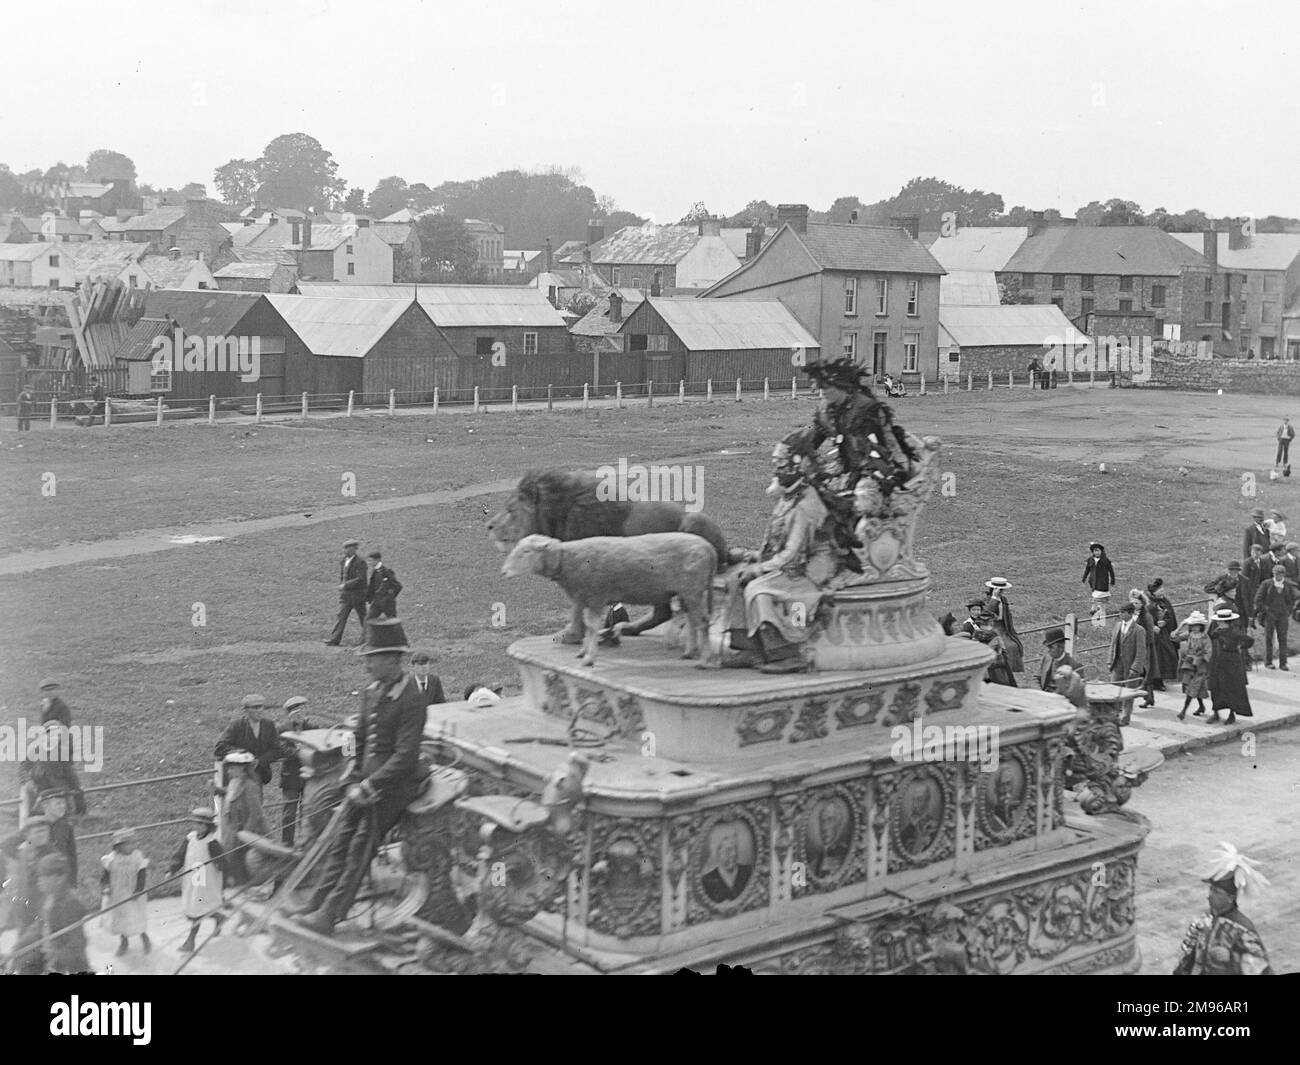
left=1144, top=579, right=1179, bottom=688
left=1207, top=608, right=1254, bottom=725
left=974, top=610, right=1018, bottom=687
left=1171, top=610, right=1212, bottom=720
left=983, top=578, right=1024, bottom=673
left=1127, top=588, right=1157, bottom=706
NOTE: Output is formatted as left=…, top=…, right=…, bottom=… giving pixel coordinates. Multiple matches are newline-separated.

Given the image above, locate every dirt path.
left=0, top=476, right=518, bottom=576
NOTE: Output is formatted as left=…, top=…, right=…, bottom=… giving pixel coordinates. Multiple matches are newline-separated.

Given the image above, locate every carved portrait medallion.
left=887, top=765, right=953, bottom=869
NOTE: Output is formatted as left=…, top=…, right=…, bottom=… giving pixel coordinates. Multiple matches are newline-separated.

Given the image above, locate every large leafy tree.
left=254, top=133, right=346, bottom=211
left=85, top=149, right=137, bottom=183
left=0, top=164, right=22, bottom=210
left=341, top=187, right=367, bottom=212
left=863, top=177, right=1005, bottom=229
left=367, top=176, right=411, bottom=218
left=213, top=158, right=261, bottom=206
left=415, top=215, right=481, bottom=282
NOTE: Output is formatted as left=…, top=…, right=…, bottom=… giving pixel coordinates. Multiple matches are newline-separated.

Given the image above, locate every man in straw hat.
left=295, top=617, right=428, bottom=936
left=100, top=828, right=150, bottom=956
left=325, top=538, right=368, bottom=645
left=1242, top=507, right=1270, bottom=559
left=1036, top=627, right=1081, bottom=693
left=1173, top=843, right=1272, bottom=974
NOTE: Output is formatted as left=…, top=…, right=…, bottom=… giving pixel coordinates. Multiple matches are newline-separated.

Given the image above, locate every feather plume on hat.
left=1203, top=842, right=1270, bottom=898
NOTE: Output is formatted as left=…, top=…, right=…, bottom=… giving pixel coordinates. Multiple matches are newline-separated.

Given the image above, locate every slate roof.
left=115, top=318, right=174, bottom=361
left=134, top=255, right=204, bottom=288
left=230, top=245, right=298, bottom=266
left=265, top=294, right=412, bottom=357
left=940, top=270, right=1003, bottom=306
left=793, top=222, right=946, bottom=275
left=214, top=262, right=281, bottom=279
left=66, top=241, right=150, bottom=281
left=631, top=298, right=820, bottom=351
left=1171, top=232, right=1300, bottom=272
left=285, top=224, right=360, bottom=252
left=928, top=227, right=1030, bottom=272
left=570, top=292, right=647, bottom=337
left=96, top=217, right=131, bottom=234
left=1003, top=227, right=1207, bottom=276
left=939, top=304, right=1086, bottom=348
left=370, top=221, right=414, bottom=247
left=141, top=290, right=259, bottom=338
left=294, top=283, right=567, bottom=327
left=588, top=225, right=702, bottom=266
left=122, top=206, right=187, bottom=232
left=0, top=242, right=59, bottom=262
left=553, top=240, right=587, bottom=264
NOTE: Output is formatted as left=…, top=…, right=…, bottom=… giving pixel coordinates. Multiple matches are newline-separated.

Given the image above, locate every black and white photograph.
left=1, top=0, right=1296, bottom=1016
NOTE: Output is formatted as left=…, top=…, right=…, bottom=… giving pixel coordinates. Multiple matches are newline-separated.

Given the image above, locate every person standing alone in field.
left=1276, top=416, right=1294, bottom=472
left=326, top=539, right=368, bottom=645
left=17, top=386, right=34, bottom=431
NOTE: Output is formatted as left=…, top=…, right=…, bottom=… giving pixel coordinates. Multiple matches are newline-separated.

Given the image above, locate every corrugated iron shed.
left=939, top=304, right=1087, bottom=348
left=632, top=298, right=820, bottom=351
left=295, top=283, right=567, bottom=328
left=265, top=294, right=413, bottom=357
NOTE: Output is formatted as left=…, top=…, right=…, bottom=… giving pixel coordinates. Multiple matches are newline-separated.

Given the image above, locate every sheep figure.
left=502, top=533, right=718, bottom=668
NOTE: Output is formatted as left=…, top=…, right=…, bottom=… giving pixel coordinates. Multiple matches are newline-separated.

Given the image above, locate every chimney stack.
left=587, top=219, right=605, bottom=246
left=697, top=216, right=721, bottom=238
left=650, top=276, right=661, bottom=297
left=1227, top=218, right=1250, bottom=251
left=291, top=219, right=302, bottom=246
left=776, top=204, right=809, bottom=235
left=185, top=198, right=207, bottom=226
left=1029, top=210, right=1045, bottom=237
left=1202, top=228, right=1219, bottom=273
left=545, top=237, right=553, bottom=273
left=301, top=214, right=313, bottom=250
left=849, top=209, right=860, bottom=224
left=356, top=216, right=370, bottom=228
left=890, top=215, right=920, bottom=241
left=608, top=291, right=624, bottom=323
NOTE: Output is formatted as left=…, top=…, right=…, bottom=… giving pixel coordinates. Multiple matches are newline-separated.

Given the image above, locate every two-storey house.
left=702, top=204, right=945, bottom=380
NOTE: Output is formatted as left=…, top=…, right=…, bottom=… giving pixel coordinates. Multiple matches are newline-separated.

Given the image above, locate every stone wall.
left=1143, top=355, right=1300, bottom=395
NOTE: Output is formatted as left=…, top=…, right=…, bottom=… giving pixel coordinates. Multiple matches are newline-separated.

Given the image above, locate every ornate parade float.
left=245, top=359, right=1152, bottom=974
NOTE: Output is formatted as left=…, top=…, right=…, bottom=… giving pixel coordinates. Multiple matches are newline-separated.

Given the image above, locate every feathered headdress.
left=1203, top=842, right=1270, bottom=898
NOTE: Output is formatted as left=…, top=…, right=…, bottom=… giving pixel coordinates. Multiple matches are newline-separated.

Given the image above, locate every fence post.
left=707, top=378, right=713, bottom=402
left=255, top=394, right=263, bottom=423
left=49, top=397, right=57, bottom=429
left=678, top=379, right=685, bottom=404
left=156, top=395, right=163, bottom=426
left=647, top=379, right=654, bottom=407
left=511, top=385, right=518, bottom=413
left=967, top=372, right=973, bottom=392
left=616, top=381, right=623, bottom=409
left=432, top=387, right=439, bottom=415
left=919, top=373, right=926, bottom=396
left=944, top=375, right=950, bottom=395
left=1089, top=370, right=1095, bottom=386
left=103, top=397, right=112, bottom=427
left=208, top=395, right=216, bottom=425
left=1068, top=368, right=1074, bottom=385
left=547, top=383, right=553, bottom=411
left=389, top=388, right=397, bottom=415
left=1008, top=370, right=1013, bottom=390
left=583, top=382, right=589, bottom=411
left=987, top=370, right=994, bottom=391
left=347, top=390, right=355, bottom=416
left=791, top=377, right=796, bottom=399
left=1064, top=613, right=1077, bottom=656
left=301, top=392, right=308, bottom=419
left=763, top=377, right=770, bottom=401
left=473, top=386, right=480, bottom=414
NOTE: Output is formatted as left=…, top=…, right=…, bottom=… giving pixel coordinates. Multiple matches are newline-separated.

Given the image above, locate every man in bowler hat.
left=294, top=618, right=428, bottom=935
left=326, top=539, right=368, bottom=645
left=1242, top=508, right=1270, bottom=559
left=1036, top=627, right=1081, bottom=693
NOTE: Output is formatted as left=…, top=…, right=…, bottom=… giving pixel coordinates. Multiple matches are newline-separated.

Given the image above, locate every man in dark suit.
left=326, top=539, right=368, bottom=645
left=297, top=619, right=429, bottom=935
left=1109, top=603, right=1148, bottom=684
left=1204, top=561, right=1249, bottom=619
left=409, top=652, right=447, bottom=705
left=365, top=551, right=403, bottom=618
left=214, top=694, right=281, bottom=801
left=1036, top=627, right=1081, bottom=693
left=1243, top=508, right=1270, bottom=559
left=1254, top=564, right=1299, bottom=670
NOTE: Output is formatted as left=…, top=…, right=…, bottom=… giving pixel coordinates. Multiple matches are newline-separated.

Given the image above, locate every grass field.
left=0, top=384, right=1293, bottom=883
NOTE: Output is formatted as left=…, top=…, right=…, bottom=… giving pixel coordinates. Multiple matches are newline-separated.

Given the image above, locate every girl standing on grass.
left=100, top=829, right=150, bottom=956
left=1171, top=611, right=1212, bottom=720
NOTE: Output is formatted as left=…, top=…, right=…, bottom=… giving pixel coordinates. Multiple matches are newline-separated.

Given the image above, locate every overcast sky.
left=6, top=0, right=1297, bottom=224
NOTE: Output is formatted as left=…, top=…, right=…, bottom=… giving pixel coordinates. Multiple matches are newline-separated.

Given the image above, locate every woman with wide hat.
left=1207, top=606, right=1254, bottom=724
left=1173, top=843, right=1272, bottom=974
left=982, top=577, right=1024, bottom=673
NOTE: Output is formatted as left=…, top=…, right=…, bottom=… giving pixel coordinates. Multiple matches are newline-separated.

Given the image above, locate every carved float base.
left=807, top=578, right=948, bottom=671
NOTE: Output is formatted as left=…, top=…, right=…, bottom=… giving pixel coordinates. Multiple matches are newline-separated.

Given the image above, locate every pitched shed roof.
left=142, top=290, right=260, bottom=337
left=0, top=242, right=60, bottom=262
left=631, top=297, right=820, bottom=351
left=589, top=225, right=702, bottom=266
left=295, top=283, right=568, bottom=327
left=285, top=224, right=360, bottom=251
left=63, top=182, right=114, bottom=199
left=265, top=294, right=412, bottom=357
left=115, top=317, right=174, bottom=361
left=1003, top=226, right=1207, bottom=275
left=553, top=240, right=587, bottom=264
left=231, top=245, right=298, bottom=266
left=928, top=227, right=1029, bottom=271
left=133, top=255, right=204, bottom=288
left=66, top=241, right=150, bottom=281
left=940, top=270, right=1002, bottom=306
left=571, top=292, right=647, bottom=337
left=370, top=221, right=414, bottom=247
left=939, top=304, right=1086, bottom=348
left=122, top=206, right=187, bottom=232
left=794, top=222, right=945, bottom=275
left=1170, top=232, right=1300, bottom=272
left=214, top=262, right=281, bottom=279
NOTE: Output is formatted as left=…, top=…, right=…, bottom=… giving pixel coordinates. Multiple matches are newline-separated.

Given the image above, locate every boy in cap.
left=1108, top=602, right=1148, bottom=685
left=214, top=694, right=281, bottom=803
left=410, top=652, right=447, bottom=704
left=7, top=853, right=90, bottom=975
left=1253, top=563, right=1298, bottom=669
left=100, top=828, right=150, bottom=956
left=365, top=551, right=403, bottom=618
left=1036, top=627, right=1081, bottom=693
left=326, top=538, right=368, bottom=645
left=278, top=696, right=317, bottom=845
left=1203, top=560, right=1249, bottom=619
left=1173, top=843, right=1272, bottom=974
left=1243, top=508, right=1270, bottom=559
left=294, top=618, right=427, bottom=936
left=167, top=808, right=225, bottom=952
left=1275, top=416, right=1294, bottom=471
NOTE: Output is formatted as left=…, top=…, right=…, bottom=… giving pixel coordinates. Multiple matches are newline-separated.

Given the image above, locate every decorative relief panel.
left=973, top=746, right=1038, bottom=851
left=885, top=764, right=956, bottom=872
left=791, top=782, right=868, bottom=897
left=685, top=803, right=770, bottom=925
left=737, top=705, right=794, bottom=747
left=586, top=816, right=661, bottom=938
left=789, top=698, right=830, bottom=743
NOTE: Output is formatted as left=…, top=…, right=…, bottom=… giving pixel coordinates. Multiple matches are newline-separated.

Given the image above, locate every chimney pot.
left=302, top=215, right=313, bottom=249
left=608, top=291, right=624, bottom=322
left=1227, top=218, right=1250, bottom=251
left=291, top=219, right=302, bottom=245
left=587, top=219, right=605, bottom=246
left=545, top=237, right=553, bottom=273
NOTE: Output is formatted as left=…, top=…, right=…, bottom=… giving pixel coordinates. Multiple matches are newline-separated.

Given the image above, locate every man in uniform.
left=325, top=539, right=368, bottom=646
left=295, top=618, right=428, bottom=936
left=1174, top=843, right=1272, bottom=975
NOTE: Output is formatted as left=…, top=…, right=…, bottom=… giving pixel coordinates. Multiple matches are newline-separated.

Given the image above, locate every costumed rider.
left=720, top=431, right=836, bottom=675
left=803, top=357, right=919, bottom=499
left=293, top=617, right=429, bottom=936
left=1173, top=843, right=1273, bottom=975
